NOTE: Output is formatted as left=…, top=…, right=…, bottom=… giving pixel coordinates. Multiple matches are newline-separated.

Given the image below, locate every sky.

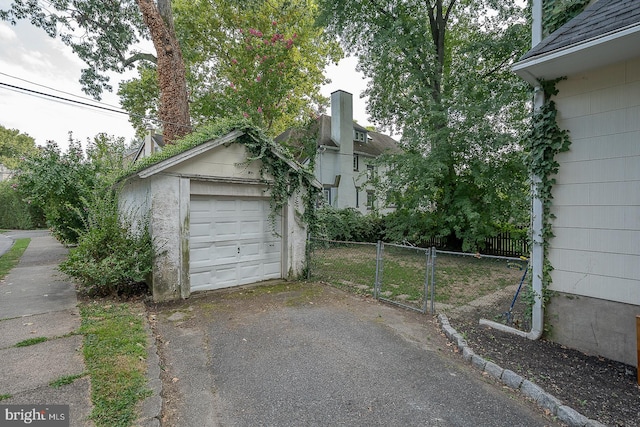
left=0, top=15, right=373, bottom=151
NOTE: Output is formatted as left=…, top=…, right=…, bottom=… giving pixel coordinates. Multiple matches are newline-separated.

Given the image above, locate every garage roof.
left=119, top=118, right=319, bottom=188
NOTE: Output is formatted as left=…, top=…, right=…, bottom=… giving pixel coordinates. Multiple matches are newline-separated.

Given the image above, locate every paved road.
left=153, top=283, right=559, bottom=427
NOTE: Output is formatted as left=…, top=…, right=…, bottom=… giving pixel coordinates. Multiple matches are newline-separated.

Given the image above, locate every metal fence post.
left=422, top=248, right=430, bottom=314
left=306, top=236, right=312, bottom=280
left=374, top=240, right=382, bottom=299
left=430, top=247, right=437, bottom=314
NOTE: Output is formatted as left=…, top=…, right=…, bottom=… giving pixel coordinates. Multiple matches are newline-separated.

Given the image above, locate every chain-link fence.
left=307, top=238, right=379, bottom=296
left=432, top=251, right=529, bottom=333
left=307, top=238, right=434, bottom=313
left=307, top=238, right=531, bottom=328
left=375, top=243, right=434, bottom=313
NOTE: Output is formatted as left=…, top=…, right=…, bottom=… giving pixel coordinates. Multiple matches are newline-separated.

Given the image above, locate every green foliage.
left=14, top=336, right=48, bottom=347
left=0, top=124, right=37, bottom=169
left=318, top=0, right=531, bottom=251
left=381, top=209, right=432, bottom=245
left=315, top=207, right=382, bottom=242
left=525, top=79, right=571, bottom=320
left=50, top=373, right=87, bottom=389
left=118, top=63, right=160, bottom=139
left=542, top=0, right=591, bottom=37
left=119, top=0, right=341, bottom=137
left=60, top=190, right=153, bottom=297
left=15, top=139, right=94, bottom=243
left=1, top=1, right=147, bottom=99
left=15, top=134, right=127, bottom=243
left=0, top=180, right=41, bottom=229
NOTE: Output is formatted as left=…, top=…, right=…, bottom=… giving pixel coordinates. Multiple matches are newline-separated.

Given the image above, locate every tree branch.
left=480, top=51, right=519, bottom=79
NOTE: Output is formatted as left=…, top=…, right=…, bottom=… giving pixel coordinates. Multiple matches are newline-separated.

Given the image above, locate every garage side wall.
left=149, top=174, right=190, bottom=302
left=118, top=178, right=151, bottom=234
left=285, top=191, right=308, bottom=279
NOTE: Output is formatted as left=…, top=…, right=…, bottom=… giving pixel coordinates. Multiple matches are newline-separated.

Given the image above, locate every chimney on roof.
left=330, top=90, right=356, bottom=209
left=144, top=125, right=155, bottom=157
left=331, top=90, right=353, bottom=148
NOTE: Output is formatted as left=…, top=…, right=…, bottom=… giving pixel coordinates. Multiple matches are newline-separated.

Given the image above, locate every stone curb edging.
left=135, top=315, right=162, bottom=427
left=438, top=314, right=607, bottom=427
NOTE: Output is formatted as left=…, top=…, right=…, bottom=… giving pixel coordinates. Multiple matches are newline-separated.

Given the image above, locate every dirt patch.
left=443, top=288, right=640, bottom=427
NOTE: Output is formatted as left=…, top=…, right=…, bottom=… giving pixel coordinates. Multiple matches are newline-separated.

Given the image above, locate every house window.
left=323, top=188, right=332, bottom=206
left=353, top=154, right=359, bottom=171
left=366, top=164, right=375, bottom=181
left=367, top=191, right=375, bottom=210
left=354, top=130, right=365, bottom=142
left=355, top=187, right=360, bottom=208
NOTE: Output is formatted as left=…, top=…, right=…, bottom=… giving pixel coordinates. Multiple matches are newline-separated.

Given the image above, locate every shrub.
left=315, top=207, right=382, bottom=242
left=0, top=180, right=42, bottom=229
left=60, top=190, right=153, bottom=297
left=15, top=140, right=95, bottom=243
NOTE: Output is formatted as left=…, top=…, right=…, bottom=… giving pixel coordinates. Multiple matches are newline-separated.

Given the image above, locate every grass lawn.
left=0, top=238, right=30, bottom=279
left=309, top=242, right=525, bottom=308
left=79, top=301, right=150, bottom=427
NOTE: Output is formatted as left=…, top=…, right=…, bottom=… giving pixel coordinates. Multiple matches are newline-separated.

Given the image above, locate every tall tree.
left=318, top=0, right=531, bottom=249
left=1, top=0, right=191, bottom=143
left=119, top=0, right=341, bottom=137
left=0, top=124, right=37, bottom=169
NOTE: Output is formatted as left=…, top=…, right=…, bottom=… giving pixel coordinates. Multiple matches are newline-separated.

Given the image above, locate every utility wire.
left=0, top=80, right=191, bottom=129
left=0, top=71, right=124, bottom=111
left=0, top=81, right=127, bottom=115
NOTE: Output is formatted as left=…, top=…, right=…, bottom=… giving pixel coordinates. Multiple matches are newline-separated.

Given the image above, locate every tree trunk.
left=136, top=0, right=191, bottom=144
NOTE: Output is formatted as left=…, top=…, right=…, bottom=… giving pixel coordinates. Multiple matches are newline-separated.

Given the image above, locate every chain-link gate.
left=308, top=239, right=436, bottom=314
left=307, top=238, right=379, bottom=296
left=373, top=242, right=435, bottom=314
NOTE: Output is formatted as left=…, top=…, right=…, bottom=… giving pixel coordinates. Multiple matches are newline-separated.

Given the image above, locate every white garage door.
left=189, top=196, right=282, bottom=292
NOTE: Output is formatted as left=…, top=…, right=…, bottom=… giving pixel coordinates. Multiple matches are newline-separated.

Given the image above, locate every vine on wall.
left=542, top=0, right=591, bottom=37
left=120, top=116, right=320, bottom=233
left=524, top=78, right=571, bottom=324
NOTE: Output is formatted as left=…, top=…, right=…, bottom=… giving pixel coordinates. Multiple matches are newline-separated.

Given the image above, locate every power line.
left=0, top=71, right=125, bottom=111
left=0, top=81, right=192, bottom=130
left=0, top=81, right=128, bottom=115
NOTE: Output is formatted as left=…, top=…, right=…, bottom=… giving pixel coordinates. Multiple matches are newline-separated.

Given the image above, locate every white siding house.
left=513, top=0, right=640, bottom=367
left=277, top=90, right=400, bottom=214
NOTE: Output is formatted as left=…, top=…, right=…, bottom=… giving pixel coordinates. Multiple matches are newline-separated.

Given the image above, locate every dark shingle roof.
left=275, top=115, right=401, bottom=161
left=522, top=0, right=640, bottom=61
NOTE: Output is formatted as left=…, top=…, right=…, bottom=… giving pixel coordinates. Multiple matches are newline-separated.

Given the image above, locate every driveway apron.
left=154, top=284, right=558, bottom=427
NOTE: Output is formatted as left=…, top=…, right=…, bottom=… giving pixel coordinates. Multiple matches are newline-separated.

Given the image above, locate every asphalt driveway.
left=151, top=282, right=557, bottom=427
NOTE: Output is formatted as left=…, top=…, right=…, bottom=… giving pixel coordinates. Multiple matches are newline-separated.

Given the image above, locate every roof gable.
left=275, top=115, right=401, bottom=160
left=119, top=118, right=318, bottom=188
left=136, top=130, right=245, bottom=178
left=513, top=0, right=640, bottom=84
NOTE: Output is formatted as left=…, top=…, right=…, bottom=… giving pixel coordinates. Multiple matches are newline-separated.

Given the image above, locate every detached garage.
left=119, top=122, right=317, bottom=302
